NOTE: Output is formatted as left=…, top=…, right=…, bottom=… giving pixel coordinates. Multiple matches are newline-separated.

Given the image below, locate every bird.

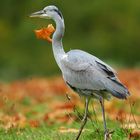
left=30, top=5, right=130, bottom=140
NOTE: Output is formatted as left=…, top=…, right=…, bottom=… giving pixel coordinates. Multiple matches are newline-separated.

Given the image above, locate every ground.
left=0, top=69, right=140, bottom=140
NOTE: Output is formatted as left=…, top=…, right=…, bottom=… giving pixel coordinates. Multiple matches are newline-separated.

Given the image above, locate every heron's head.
left=30, top=5, right=63, bottom=20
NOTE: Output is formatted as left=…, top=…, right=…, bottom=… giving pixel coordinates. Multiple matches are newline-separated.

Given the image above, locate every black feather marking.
left=108, top=77, right=130, bottom=96
left=96, top=61, right=115, bottom=77
left=108, top=77, right=125, bottom=88
left=66, top=81, right=91, bottom=92
left=53, top=9, right=63, bottom=19
left=66, top=81, right=107, bottom=95
left=112, top=90, right=127, bottom=99
left=66, top=81, right=77, bottom=91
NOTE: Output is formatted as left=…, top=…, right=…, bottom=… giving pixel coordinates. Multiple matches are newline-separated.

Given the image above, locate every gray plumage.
left=61, top=49, right=130, bottom=100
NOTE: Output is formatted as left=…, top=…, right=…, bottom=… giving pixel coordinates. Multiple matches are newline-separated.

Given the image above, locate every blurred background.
left=0, top=0, right=140, bottom=81
left=0, top=1, right=140, bottom=139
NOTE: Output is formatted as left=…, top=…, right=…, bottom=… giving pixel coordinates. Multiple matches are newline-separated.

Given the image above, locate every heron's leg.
left=75, top=97, right=90, bottom=140
left=99, top=97, right=108, bottom=140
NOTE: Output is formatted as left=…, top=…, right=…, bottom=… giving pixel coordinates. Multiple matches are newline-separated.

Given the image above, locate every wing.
left=60, top=50, right=115, bottom=91
left=61, top=50, right=129, bottom=99
left=61, top=49, right=117, bottom=78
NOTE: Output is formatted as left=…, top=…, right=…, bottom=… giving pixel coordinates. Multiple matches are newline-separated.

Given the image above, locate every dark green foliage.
left=0, top=0, right=140, bottom=81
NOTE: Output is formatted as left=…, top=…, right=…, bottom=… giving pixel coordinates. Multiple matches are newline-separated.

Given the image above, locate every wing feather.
left=61, top=49, right=116, bottom=77
left=95, top=60, right=116, bottom=78
left=60, top=50, right=130, bottom=99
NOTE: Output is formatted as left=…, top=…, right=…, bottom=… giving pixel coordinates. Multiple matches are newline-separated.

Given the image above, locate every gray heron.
left=30, top=5, right=130, bottom=140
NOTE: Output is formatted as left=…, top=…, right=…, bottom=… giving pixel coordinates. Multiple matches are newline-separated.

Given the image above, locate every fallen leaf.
left=59, top=127, right=88, bottom=133
left=129, top=130, right=140, bottom=139
left=29, top=120, right=40, bottom=128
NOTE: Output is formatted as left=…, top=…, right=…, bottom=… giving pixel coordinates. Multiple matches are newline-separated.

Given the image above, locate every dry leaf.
left=59, top=127, right=87, bottom=133
left=34, top=24, right=55, bottom=43
left=129, top=130, right=140, bottom=139
left=29, top=120, right=40, bottom=128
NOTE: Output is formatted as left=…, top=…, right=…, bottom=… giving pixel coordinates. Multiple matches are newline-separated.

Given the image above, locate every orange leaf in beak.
left=34, top=24, right=55, bottom=43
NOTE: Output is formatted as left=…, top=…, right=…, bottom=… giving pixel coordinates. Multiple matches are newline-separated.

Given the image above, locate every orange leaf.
left=34, top=24, right=55, bottom=43
left=29, top=120, right=40, bottom=128
left=129, top=130, right=140, bottom=139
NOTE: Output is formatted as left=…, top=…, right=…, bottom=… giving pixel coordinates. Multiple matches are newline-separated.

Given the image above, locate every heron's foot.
left=104, top=129, right=114, bottom=140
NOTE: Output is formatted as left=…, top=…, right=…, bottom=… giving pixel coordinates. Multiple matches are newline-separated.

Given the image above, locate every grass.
left=0, top=119, right=132, bottom=140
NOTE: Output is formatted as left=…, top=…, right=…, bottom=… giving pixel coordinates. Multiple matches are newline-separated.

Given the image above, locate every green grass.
left=0, top=120, right=132, bottom=140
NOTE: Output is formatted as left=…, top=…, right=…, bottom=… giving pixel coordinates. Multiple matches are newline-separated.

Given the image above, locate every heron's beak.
left=30, top=10, right=45, bottom=18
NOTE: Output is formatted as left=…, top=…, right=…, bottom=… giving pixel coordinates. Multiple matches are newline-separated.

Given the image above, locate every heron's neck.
left=52, top=17, right=65, bottom=69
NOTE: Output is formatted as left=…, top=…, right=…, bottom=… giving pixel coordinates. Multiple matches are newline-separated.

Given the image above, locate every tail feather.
left=104, top=77, right=130, bottom=99
left=112, top=89, right=130, bottom=99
